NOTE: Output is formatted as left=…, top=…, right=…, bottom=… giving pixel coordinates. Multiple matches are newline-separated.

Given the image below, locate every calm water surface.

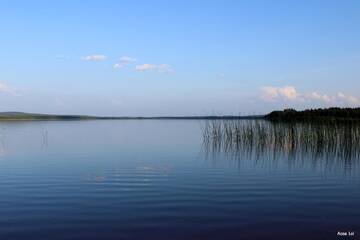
left=0, top=120, right=359, bottom=240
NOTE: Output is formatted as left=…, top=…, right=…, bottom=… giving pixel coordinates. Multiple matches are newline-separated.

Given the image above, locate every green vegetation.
left=199, top=107, right=360, bottom=170
left=202, top=119, right=360, bottom=169
left=265, top=107, right=360, bottom=121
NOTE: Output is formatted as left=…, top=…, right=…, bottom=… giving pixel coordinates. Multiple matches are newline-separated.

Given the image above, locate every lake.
left=0, top=120, right=359, bottom=240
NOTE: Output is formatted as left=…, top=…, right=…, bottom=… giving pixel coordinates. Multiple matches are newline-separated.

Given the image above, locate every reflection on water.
left=41, top=128, right=49, bottom=149
left=0, top=127, right=6, bottom=156
left=202, top=120, right=360, bottom=173
left=0, top=120, right=359, bottom=240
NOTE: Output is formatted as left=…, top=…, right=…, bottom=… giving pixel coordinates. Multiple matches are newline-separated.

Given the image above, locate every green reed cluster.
left=201, top=120, right=360, bottom=170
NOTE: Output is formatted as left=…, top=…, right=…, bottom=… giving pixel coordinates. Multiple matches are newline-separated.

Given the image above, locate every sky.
left=0, top=0, right=360, bottom=116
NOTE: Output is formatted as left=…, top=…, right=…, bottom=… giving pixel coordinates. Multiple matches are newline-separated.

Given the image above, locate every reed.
left=201, top=119, right=360, bottom=171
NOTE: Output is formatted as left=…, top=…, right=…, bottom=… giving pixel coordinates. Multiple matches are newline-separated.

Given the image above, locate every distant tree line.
left=265, top=107, right=360, bottom=121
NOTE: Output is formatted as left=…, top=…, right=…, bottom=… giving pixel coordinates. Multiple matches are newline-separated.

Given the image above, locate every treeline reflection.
left=201, top=120, right=360, bottom=173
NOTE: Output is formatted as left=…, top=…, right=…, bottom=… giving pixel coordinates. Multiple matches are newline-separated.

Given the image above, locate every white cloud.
left=278, top=86, right=298, bottom=100
left=135, top=63, right=173, bottom=73
left=307, top=92, right=332, bottom=102
left=113, top=56, right=137, bottom=69
left=337, top=92, right=360, bottom=105
left=0, top=82, right=19, bottom=96
left=81, top=54, right=107, bottom=61
left=260, top=86, right=299, bottom=101
left=260, top=85, right=360, bottom=107
left=135, top=64, right=157, bottom=72
left=260, top=86, right=279, bottom=101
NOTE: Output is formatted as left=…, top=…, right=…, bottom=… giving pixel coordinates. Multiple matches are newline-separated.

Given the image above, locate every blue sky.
left=0, top=0, right=359, bottom=116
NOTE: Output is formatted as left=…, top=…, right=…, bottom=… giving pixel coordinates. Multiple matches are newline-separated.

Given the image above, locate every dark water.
left=0, top=120, right=359, bottom=240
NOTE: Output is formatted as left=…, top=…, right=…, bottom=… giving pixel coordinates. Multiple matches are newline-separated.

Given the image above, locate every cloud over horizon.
left=260, top=86, right=299, bottom=101
left=260, top=85, right=359, bottom=107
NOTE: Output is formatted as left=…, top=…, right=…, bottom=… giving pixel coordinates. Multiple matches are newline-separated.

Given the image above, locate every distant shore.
left=0, top=112, right=263, bottom=121
left=0, top=107, right=360, bottom=121
left=265, top=107, right=360, bottom=121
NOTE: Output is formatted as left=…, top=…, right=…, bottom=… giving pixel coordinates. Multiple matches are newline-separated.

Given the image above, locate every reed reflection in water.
left=202, top=120, right=360, bottom=173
